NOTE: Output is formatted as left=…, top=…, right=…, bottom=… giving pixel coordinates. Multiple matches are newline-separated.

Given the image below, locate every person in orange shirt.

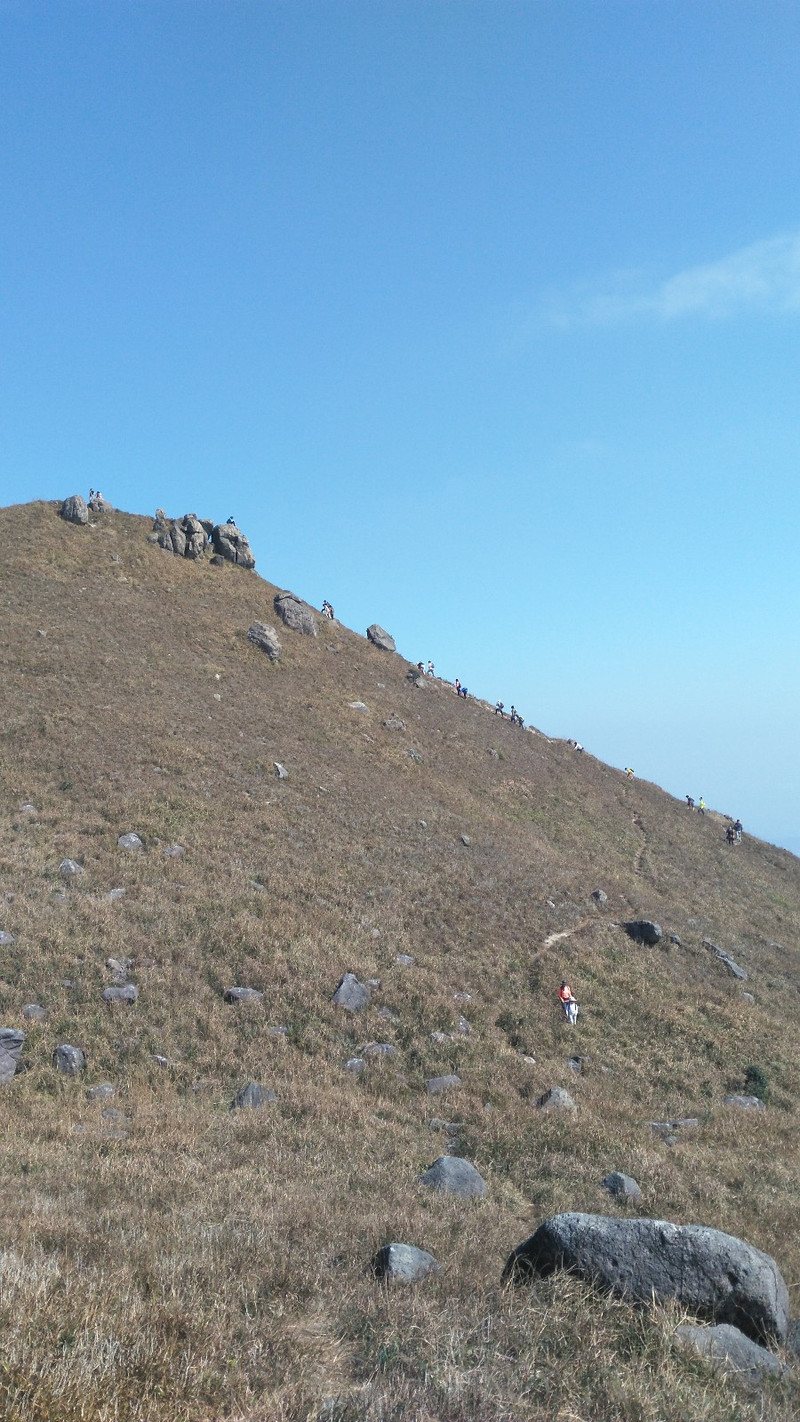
left=559, top=980, right=578, bottom=1024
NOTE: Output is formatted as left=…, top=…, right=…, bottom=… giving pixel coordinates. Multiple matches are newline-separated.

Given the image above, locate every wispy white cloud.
left=551, top=231, right=800, bottom=325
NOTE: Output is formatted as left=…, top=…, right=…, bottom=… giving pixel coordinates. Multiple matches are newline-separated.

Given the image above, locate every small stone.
left=417, top=820, right=427, bottom=829
left=102, top=984, right=139, bottom=1005
left=230, top=1082, right=276, bottom=1110
left=453, top=992, right=472, bottom=1003
left=117, top=833, right=143, bottom=851
left=106, top=957, right=133, bottom=977
left=331, top=973, right=370, bottom=1012
left=102, top=1107, right=127, bottom=1126
left=367, top=977, right=381, bottom=989
left=59, top=859, right=84, bottom=879
left=0, top=1028, right=25, bottom=1083
left=704, top=940, right=748, bottom=981
left=383, top=715, right=406, bottom=731
left=274, top=762, right=288, bottom=779
left=668, top=933, right=683, bottom=946
left=429, top=1118, right=461, bottom=1133
left=224, top=987, right=264, bottom=1005
left=378, top=1006, right=399, bottom=1024
left=724, top=1094, right=766, bottom=1112
left=362, top=1042, right=398, bottom=1059
left=460, top=834, right=471, bottom=846
left=406, top=749, right=423, bottom=763
left=107, top=888, right=126, bottom=901
left=591, top=890, right=608, bottom=905
left=372, top=1243, right=440, bottom=1282
left=536, top=1086, right=576, bottom=1111
left=419, top=1155, right=487, bottom=1198
left=20, top=803, right=37, bottom=815
left=425, top=1074, right=461, bottom=1095
left=163, top=844, right=185, bottom=858
left=395, top=954, right=414, bottom=966
left=0, top=931, right=14, bottom=946
left=345, top=1058, right=366, bottom=1074
left=674, top=1322, right=783, bottom=1385
left=151, top=1054, right=170, bottom=1067
left=740, top=991, right=755, bottom=1003
left=621, top=920, right=662, bottom=946
left=348, top=701, right=369, bottom=713
left=22, top=1004, right=47, bottom=1023
left=53, top=1044, right=86, bottom=1076
left=601, top=1171, right=642, bottom=1201
left=86, top=1083, right=115, bottom=1103
left=429, top=1031, right=451, bottom=1044
left=567, top=1056, right=584, bottom=1073
left=267, top=1025, right=288, bottom=1037
left=457, top=1016, right=471, bottom=1035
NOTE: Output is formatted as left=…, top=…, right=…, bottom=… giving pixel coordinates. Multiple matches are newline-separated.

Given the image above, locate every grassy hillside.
left=0, top=499, right=799, bottom=1421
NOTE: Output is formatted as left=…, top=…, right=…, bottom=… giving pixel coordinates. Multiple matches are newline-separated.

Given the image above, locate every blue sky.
left=2, top=1, right=798, bottom=853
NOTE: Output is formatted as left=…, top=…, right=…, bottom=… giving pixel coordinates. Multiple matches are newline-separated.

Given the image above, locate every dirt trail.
left=632, top=812, right=647, bottom=875
left=544, top=917, right=593, bottom=948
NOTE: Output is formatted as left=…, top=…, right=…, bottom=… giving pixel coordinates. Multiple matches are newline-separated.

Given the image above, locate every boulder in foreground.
left=621, top=920, right=662, bottom=946
left=60, top=495, right=88, bottom=526
left=274, top=591, right=318, bottom=636
left=366, top=624, right=396, bottom=652
left=331, top=973, right=370, bottom=1012
left=502, top=1213, right=789, bottom=1346
left=248, top=622, right=282, bottom=660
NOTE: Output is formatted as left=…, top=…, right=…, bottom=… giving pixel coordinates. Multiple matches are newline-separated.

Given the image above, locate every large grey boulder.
left=117, top=832, right=143, bottom=851
left=88, top=494, right=113, bottom=513
left=419, top=1155, right=487, bottom=1198
left=674, top=1322, right=784, bottom=1385
left=724, top=1094, right=766, bottom=1112
left=59, top=858, right=84, bottom=879
left=372, top=1244, right=441, bottom=1282
left=274, top=591, right=317, bottom=636
left=704, top=940, right=748, bottom=981
left=230, top=1082, right=276, bottom=1111
left=248, top=622, right=282, bottom=661
left=332, top=973, right=370, bottom=1012
left=621, top=920, right=662, bottom=946
left=366, top=625, right=396, bottom=653
left=212, top=522, right=255, bottom=569
left=503, top=1214, right=789, bottom=1346
left=182, top=514, right=208, bottom=559
left=0, top=1028, right=25, bottom=1083
left=61, top=495, right=88, bottom=526
left=53, top=1044, right=86, bottom=1076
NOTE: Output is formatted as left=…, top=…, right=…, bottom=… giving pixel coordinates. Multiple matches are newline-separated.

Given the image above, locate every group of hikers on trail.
left=494, top=701, right=525, bottom=727
left=321, top=600, right=335, bottom=619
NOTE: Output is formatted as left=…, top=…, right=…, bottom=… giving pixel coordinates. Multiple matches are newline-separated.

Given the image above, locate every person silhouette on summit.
left=226, top=516, right=236, bottom=525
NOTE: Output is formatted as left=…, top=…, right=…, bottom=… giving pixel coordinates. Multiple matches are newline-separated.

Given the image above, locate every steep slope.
left=0, top=500, right=798, bottom=1422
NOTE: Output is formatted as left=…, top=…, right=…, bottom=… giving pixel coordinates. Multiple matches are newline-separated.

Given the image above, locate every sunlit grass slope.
left=0, top=500, right=799, bottom=1421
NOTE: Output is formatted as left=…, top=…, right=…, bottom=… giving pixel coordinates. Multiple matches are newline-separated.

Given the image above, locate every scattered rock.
left=0, top=931, right=14, bottom=946
left=395, top=954, right=414, bottom=967
left=107, top=888, right=126, bottom=901
left=591, top=889, right=608, bottom=905
left=503, top=1214, right=789, bottom=1346
left=649, top=1117, right=699, bottom=1141
left=621, top=920, right=662, bottom=946
left=460, top=834, right=471, bottom=846
left=567, top=1056, right=584, bottom=1073
left=163, top=844, right=185, bottom=858
left=20, top=803, right=37, bottom=815
left=273, top=762, right=288, bottom=779
left=101, top=1107, right=127, bottom=1127
left=345, top=1058, right=366, bottom=1075
left=366, top=625, right=396, bottom=653
left=406, top=749, right=423, bottom=763
left=59, top=859, right=84, bottom=879
left=224, top=987, right=264, bottom=1005
left=274, top=591, right=317, bottom=635
left=536, top=1087, right=576, bottom=1112
left=704, top=940, right=748, bottom=981
left=372, top=1244, right=440, bottom=1282
left=86, top=1083, right=115, bottom=1103
left=60, top=495, right=89, bottom=526
left=106, top=958, right=133, bottom=979
left=0, top=1028, right=25, bottom=1083
left=429, top=1031, right=451, bottom=1044
left=457, top=1015, right=471, bottom=1035
left=53, top=1044, right=86, bottom=1076
left=429, top=1118, right=461, bottom=1133
left=349, top=701, right=369, bottom=713
left=331, top=973, right=370, bottom=1012
left=741, top=991, right=755, bottom=1004
left=383, top=715, right=405, bottom=731
left=102, top=984, right=139, bottom=1005
left=601, top=1171, right=642, bottom=1201
left=212, top=522, right=255, bottom=568
left=668, top=933, right=683, bottom=946
left=724, top=1094, right=766, bottom=1112
left=367, top=976, right=381, bottom=987
left=362, top=1042, right=398, bottom=1059
left=117, top=832, right=143, bottom=851
left=247, top=622, right=282, bottom=660
left=230, top=1082, right=276, bottom=1110
left=453, top=992, right=472, bottom=1003
left=22, top=1004, right=46, bottom=1023
left=419, top=1156, right=487, bottom=1198
left=425, top=1074, right=462, bottom=1095
left=674, top=1322, right=783, bottom=1386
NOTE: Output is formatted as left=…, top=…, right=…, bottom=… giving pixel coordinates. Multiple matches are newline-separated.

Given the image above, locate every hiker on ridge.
left=686, top=795, right=695, bottom=808
left=726, top=825, right=735, bottom=844
left=495, top=701, right=505, bottom=717
left=698, top=798, right=706, bottom=816
left=734, top=818, right=743, bottom=842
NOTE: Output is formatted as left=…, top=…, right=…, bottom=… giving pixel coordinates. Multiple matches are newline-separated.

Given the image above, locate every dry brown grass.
left=0, top=500, right=798, bottom=1419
